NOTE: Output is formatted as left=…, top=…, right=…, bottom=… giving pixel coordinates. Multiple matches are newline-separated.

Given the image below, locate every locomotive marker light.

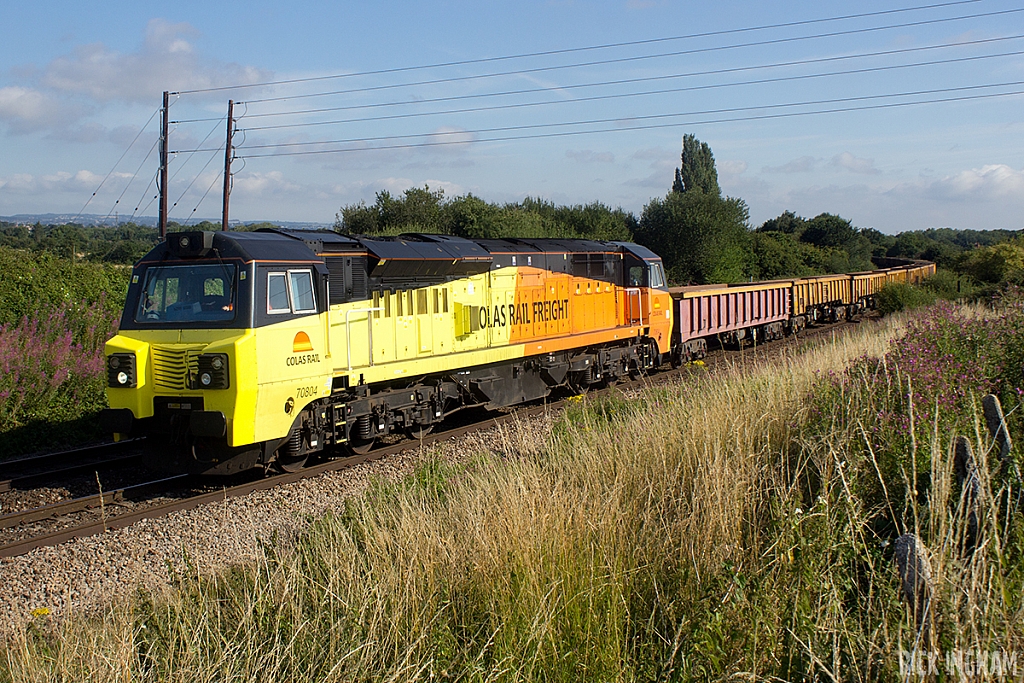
left=106, top=353, right=136, bottom=388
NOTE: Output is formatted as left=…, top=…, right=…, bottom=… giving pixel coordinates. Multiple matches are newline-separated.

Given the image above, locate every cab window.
left=267, top=269, right=317, bottom=315
left=289, top=271, right=316, bottom=313
left=135, top=264, right=235, bottom=323
left=649, top=262, right=666, bottom=289
left=628, top=266, right=647, bottom=287
left=268, top=273, right=290, bottom=313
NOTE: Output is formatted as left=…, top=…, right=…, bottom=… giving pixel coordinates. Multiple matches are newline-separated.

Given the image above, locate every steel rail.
left=0, top=440, right=145, bottom=493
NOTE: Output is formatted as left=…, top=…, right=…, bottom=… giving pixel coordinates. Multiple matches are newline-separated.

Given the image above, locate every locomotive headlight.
left=107, top=353, right=136, bottom=388
left=179, top=236, right=190, bottom=248
left=195, top=353, right=229, bottom=389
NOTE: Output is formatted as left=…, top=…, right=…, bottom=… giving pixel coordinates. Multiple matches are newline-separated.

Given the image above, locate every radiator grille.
left=151, top=346, right=203, bottom=390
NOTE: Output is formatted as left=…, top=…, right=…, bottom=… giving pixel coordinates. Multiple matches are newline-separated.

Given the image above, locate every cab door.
left=253, top=266, right=330, bottom=443
left=624, top=262, right=649, bottom=326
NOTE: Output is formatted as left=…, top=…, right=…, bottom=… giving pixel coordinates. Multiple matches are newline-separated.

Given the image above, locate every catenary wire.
left=234, top=33, right=1024, bottom=125
left=168, top=117, right=225, bottom=183
left=210, top=80, right=1024, bottom=154
left=104, top=137, right=159, bottom=220
left=129, top=170, right=159, bottom=222
left=168, top=145, right=224, bottom=219
left=233, top=88, right=1024, bottom=159
left=184, top=169, right=225, bottom=225
left=71, top=108, right=159, bottom=223
left=171, top=27, right=1024, bottom=125
left=235, top=7, right=1024, bottom=106
left=172, top=0, right=983, bottom=95
left=238, top=47, right=1024, bottom=132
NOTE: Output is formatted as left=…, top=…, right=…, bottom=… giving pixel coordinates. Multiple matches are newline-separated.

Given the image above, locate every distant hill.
left=0, top=213, right=333, bottom=231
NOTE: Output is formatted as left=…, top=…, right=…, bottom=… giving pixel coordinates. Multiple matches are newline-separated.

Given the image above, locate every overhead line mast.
left=222, top=99, right=235, bottom=231
left=159, top=91, right=169, bottom=239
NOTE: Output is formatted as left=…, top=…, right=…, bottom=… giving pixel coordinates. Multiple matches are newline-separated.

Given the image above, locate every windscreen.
left=135, top=264, right=237, bottom=324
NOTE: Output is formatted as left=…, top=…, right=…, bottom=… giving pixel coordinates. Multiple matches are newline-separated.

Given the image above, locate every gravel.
left=0, top=416, right=551, bottom=637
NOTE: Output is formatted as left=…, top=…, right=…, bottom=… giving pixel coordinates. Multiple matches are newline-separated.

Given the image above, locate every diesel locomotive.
left=100, top=229, right=934, bottom=475
left=101, top=230, right=673, bottom=474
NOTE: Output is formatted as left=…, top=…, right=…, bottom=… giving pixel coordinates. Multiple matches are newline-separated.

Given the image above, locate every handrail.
left=624, top=287, right=646, bottom=326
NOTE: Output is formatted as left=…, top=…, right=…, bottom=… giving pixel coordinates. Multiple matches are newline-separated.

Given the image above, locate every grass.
left=3, top=308, right=1022, bottom=681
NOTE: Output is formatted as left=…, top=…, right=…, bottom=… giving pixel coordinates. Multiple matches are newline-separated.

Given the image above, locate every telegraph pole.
left=221, top=99, right=234, bottom=231
left=158, top=90, right=169, bottom=239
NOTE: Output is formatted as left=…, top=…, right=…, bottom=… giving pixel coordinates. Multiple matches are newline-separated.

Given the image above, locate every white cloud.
left=0, top=170, right=131, bottom=197
left=631, top=147, right=672, bottom=161
left=421, top=179, right=466, bottom=196
left=762, top=156, right=817, bottom=174
left=40, top=19, right=271, bottom=104
left=924, top=164, right=1024, bottom=201
left=47, top=122, right=109, bottom=143
left=625, top=171, right=670, bottom=190
left=424, top=126, right=476, bottom=153
left=831, top=152, right=880, bottom=175
left=566, top=149, right=615, bottom=164
left=325, top=177, right=468, bottom=203
left=231, top=171, right=303, bottom=197
left=742, top=162, right=1024, bottom=233
left=0, top=86, right=72, bottom=132
left=718, top=160, right=748, bottom=176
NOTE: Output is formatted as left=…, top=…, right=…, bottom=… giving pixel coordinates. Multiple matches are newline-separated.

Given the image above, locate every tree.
left=960, top=239, right=1024, bottom=284
left=861, top=227, right=895, bottom=258
left=672, top=134, right=720, bottom=196
left=749, top=231, right=838, bottom=280
left=335, top=187, right=637, bottom=240
left=636, top=190, right=750, bottom=285
left=798, top=213, right=874, bottom=272
left=757, top=210, right=805, bottom=236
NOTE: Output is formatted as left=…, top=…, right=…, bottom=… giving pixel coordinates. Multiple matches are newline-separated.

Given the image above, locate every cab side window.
left=649, top=263, right=666, bottom=289
left=289, top=271, right=316, bottom=313
left=268, top=273, right=290, bottom=313
left=267, top=269, right=317, bottom=315
left=628, top=266, right=647, bottom=287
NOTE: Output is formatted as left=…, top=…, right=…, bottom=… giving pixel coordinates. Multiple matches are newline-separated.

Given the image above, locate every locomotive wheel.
left=348, top=437, right=376, bottom=455
left=274, top=426, right=308, bottom=473
left=405, top=424, right=434, bottom=440
left=274, top=450, right=308, bottom=473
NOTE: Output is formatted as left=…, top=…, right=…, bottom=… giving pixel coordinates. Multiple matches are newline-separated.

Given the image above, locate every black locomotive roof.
left=355, top=233, right=492, bottom=278
left=140, top=230, right=660, bottom=270
left=268, top=229, right=363, bottom=254
left=139, top=230, right=323, bottom=263
left=475, top=238, right=619, bottom=254
left=609, top=241, right=663, bottom=261
left=215, top=231, right=325, bottom=261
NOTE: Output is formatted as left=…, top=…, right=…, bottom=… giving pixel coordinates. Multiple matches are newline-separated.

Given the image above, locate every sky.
left=1, top=0, right=1022, bottom=233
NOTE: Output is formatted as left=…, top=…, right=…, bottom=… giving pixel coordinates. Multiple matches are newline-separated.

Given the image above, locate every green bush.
left=0, top=246, right=128, bottom=326
left=0, top=247, right=128, bottom=454
left=874, top=282, right=936, bottom=315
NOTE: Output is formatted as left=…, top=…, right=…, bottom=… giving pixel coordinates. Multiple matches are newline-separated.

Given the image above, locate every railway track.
left=0, top=315, right=873, bottom=560
left=0, top=439, right=145, bottom=493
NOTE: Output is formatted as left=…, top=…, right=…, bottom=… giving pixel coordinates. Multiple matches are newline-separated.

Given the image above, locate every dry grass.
left=4, top=310, right=1021, bottom=681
